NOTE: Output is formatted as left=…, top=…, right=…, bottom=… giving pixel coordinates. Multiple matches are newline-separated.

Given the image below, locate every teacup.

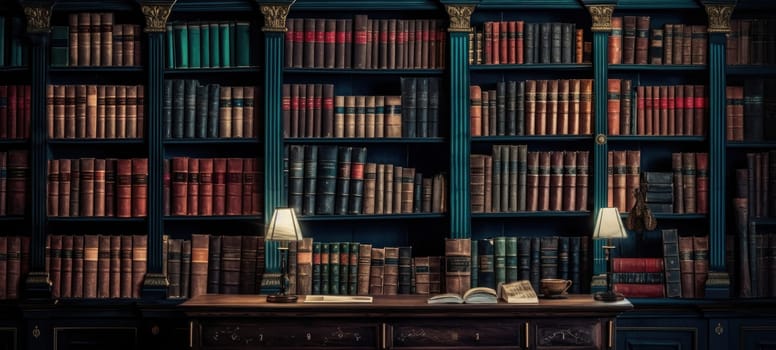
left=540, top=278, right=572, bottom=296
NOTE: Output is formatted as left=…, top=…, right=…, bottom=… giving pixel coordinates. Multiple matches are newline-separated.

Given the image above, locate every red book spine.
left=516, top=21, right=525, bottom=64
left=608, top=17, right=623, bottom=64
left=679, top=235, right=695, bottom=298
left=1, top=237, right=10, bottom=298
left=83, top=235, right=99, bottom=298
left=7, top=150, right=28, bottom=216
left=636, top=86, right=645, bottom=135
left=97, top=235, right=111, bottom=298
left=242, top=158, right=255, bottom=215
left=171, top=157, right=188, bottom=216
left=187, top=157, right=199, bottom=216
left=695, top=152, right=709, bottom=214
left=694, top=85, right=706, bottom=136
left=213, top=158, right=227, bottom=216
left=71, top=235, right=84, bottom=298
left=607, top=79, right=621, bottom=135
left=226, top=158, right=243, bottom=215
left=612, top=257, right=664, bottom=272
left=198, top=158, right=214, bottom=216
left=613, top=283, right=665, bottom=297
left=110, top=235, right=121, bottom=298
left=507, top=21, right=516, bottom=64
left=116, top=159, right=132, bottom=218
left=131, top=158, right=148, bottom=217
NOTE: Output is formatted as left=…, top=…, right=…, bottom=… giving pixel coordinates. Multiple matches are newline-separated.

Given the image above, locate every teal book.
left=229, top=21, right=236, bottom=67
left=320, top=243, right=330, bottom=295
left=50, top=26, right=70, bottom=67
left=235, top=21, right=250, bottom=67
left=210, top=22, right=220, bottom=68
left=339, top=242, right=349, bottom=295
left=173, top=22, right=189, bottom=68
left=166, top=23, right=174, bottom=68
left=200, top=23, right=210, bottom=68
left=329, top=242, right=340, bottom=295
left=398, top=246, right=412, bottom=294
left=219, top=21, right=230, bottom=67
left=470, top=239, right=479, bottom=288
left=494, top=236, right=507, bottom=286
left=312, top=242, right=321, bottom=294
left=506, top=236, right=518, bottom=282
left=348, top=242, right=359, bottom=295
left=188, top=21, right=201, bottom=69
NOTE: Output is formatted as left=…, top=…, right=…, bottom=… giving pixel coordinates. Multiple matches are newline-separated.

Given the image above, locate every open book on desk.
left=427, top=287, right=498, bottom=304
left=498, top=280, right=539, bottom=304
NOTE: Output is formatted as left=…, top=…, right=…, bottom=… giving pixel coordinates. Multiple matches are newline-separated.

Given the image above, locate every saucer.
left=539, top=293, right=568, bottom=299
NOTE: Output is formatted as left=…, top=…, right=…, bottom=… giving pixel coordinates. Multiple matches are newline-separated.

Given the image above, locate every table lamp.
left=593, top=207, right=628, bottom=302
left=265, top=208, right=304, bottom=303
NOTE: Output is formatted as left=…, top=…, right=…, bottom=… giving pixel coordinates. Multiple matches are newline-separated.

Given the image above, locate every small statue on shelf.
left=626, top=184, right=657, bottom=234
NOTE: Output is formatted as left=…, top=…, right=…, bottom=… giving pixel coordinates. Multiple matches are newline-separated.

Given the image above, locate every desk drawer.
left=533, top=319, right=603, bottom=350
left=389, top=320, right=525, bottom=348
left=199, top=320, right=379, bottom=348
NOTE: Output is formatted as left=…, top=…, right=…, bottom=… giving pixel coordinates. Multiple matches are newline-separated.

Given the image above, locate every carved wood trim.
left=261, top=4, right=292, bottom=32
left=23, top=4, right=52, bottom=33
left=586, top=5, right=615, bottom=32
left=704, top=4, right=734, bottom=33
left=445, top=4, right=475, bottom=33
left=141, top=4, right=173, bottom=33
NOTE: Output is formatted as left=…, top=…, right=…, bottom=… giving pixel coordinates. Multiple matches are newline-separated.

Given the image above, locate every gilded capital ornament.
left=142, top=5, right=173, bottom=33
left=704, top=4, right=734, bottom=33
left=143, top=273, right=171, bottom=287
left=445, top=4, right=475, bottom=32
left=586, top=5, right=615, bottom=32
left=261, top=4, right=291, bottom=32
left=23, top=5, right=52, bottom=33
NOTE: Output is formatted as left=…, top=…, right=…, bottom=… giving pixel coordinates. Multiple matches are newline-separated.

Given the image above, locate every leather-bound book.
left=79, top=158, right=94, bottom=217
left=64, top=85, right=76, bottom=138
left=607, top=79, right=621, bottom=135
left=667, top=85, right=676, bottom=135
left=401, top=77, right=417, bottom=138
left=649, top=28, right=663, bottom=65
left=353, top=15, right=368, bottom=69
left=621, top=80, right=632, bottom=135
left=537, top=152, right=551, bottom=211
left=48, top=159, right=60, bottom=216
left=113, top=158, right=131, bottom=218
left=131, top=235, right=147, bottom=298
left=198, top=158, right=213, bottom=216
left=681, top=152, right=697, bottom=214
left=291, top=18, right=303, bottom=68
left=663, top=24, right=674, bottom=64
left=323, top=19, right=336, bottom=69
left=185, top=157, right=199, bottom=216
left=355, top=243, right=372, bottom=295
left=67, top=14, right=78, bottom=66
left=693, top=85, right=706, bottom=137
left=354, top=95, right=365, bottom=138
left=662, top=229, right=682, bottom=297
left=3, top=236, right=19, bottom=299
left=297, top=237, right=314, bottom=296
left=348, top=147, right=367, bottom=214
left=47, top=235, right=62, bottom=298
left=97, top=235, right=110, bottom=298
left=580, top=79, right=593, bottom=135
left=77, top=13, right=90, bottom=66
left=679, top=235, right=695, bottom=298
left=549, top=151, right=564, bottom=211
left=623, top=16, right=636, bottom=64
left=116, top=85, right=127, bottom=138
left=109, top=235, right=121, bottom=298
left=693, top=235, right=709, bottom=298
left=681, top=24, right=692, bottom=65
left=243, top=86, right=255, bottom=138
left=568, top=79, right=580, bottom=135
left=287, top=145, right=304, bottom=215
left=322, top=84, right=335, bottom=137
left=315, top=146, right=337, bottom=215
left=343, top=94, right=354, bottom=137
left=69, top=158, right=81, bottom=217
left=417, top=78, right=429, bottom=137
left=119, top=235, right=132, bottom=298
left=671, top=24, right=684, bottom=64
left=93, top=158, right=106, bottom=218
left=691, top=25, right=707, bottom=65
left=608, top=17, right=622, bottom=64
left=576, top=151, right=589, bottom=211
left=384, top=95, right=402, bottom=137
left=218, top=235, right=240, bottom=294
left=470, top=85, right=482, bottom=137
left=328, top=243, right=340, bottom=295
left=546, top=79, right=558, bottom=135
left=180, top=240, right=192, bottom=298
left=491, top=145, right=502, bottom=212
left=375, top=163, right=385, bottom=214
left=365, top=95, right=376, bottom=138
left=226, top=158, right=243, bottom=215
left=206, top=235, right=221, bottom=294
left=189, top=234, right=209, bottom=298
left=478, top=238, right=495, bottom=288
left=625, top=150, right=641, bottom=211
left=383, top=247, right=399, bottom=295
left=558, top=79, right=569, bottom=135
left=212, top=158, right=227, bottom=216
left=113, top=22, right=124, bottom=66
left=470, top=154, right=486, bottom=213
left=540, top=236, right=559, bottom=280
left=333, top=94, right=344, bottom=138
left=241, top=158, right=255, bottom=215
left=282, top=84, right=291, bottom=137
left=363, top=163, right=377, bottom=214
left=75, top=85, right=87, bottom=138
left=526, top=152, right=539, bottom=211
left=302, top=18, right=315, bottom=68
left=445, top=238, right=471, bottom=294
left=695, top=152, right=708, bottom=214
left=125, top=85, right=137, bottom=138
left=369, top=247, right=385, bottom=295
left=52, top=85, right=66, bottom=138
left=69, top=235, right=83, bottom=298
left=107, top=159, right=119, bottom=217
left=672, top=152, right=685, bottom=214
left=131, top=158, right=148, bottom=217
left=239, top=235, right=258, bottom=294
left=635, top=16, right=650, bottom=64
left=231, top=86, right=244, bottom=138
left=384, top=164, right=395, bottom=214
left=562, top=151, right=577, bottom=212
left=611, top=151, right=627, bottom=213
left=86, top=85, right=98, bottom=138
left=218, top=85, right=232, bottom=137
left=335, top=146, right=353, bottom=215
left=535, top=80, right=547, bottom=135
left=80, top=235, right=98, bottom=299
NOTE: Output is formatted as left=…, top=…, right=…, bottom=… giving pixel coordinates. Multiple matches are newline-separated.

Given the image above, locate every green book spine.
left=173, top=22, right=189, bottom=68
left=166, top=23, right=174, bottom=68
left=320, top=243, right=330, bottom=295
left=494, top=236, right=507, bottom=286
left=339, top=242, right=350, bottom=295
left=210, top=22, right=220, bottom=68
left=229, top=22, right=236, bottom=67
left=188, top=22, right=201, bottom=69
left=506, top=236, right=518, bottom=282
left=51, top=26, right=70, bottom=67
left=235, top=21, right=250, bottom=67
left=470, top=239, right=479, bottom=288
left=348, top=242, right=359, bottom=295
left=312, top=242, right=321, bottom=295
left=200, top=23, right=210, bottom=68
left=329, top=242, right=340, bottom=295
left=220, top=21, right=230, bottom=68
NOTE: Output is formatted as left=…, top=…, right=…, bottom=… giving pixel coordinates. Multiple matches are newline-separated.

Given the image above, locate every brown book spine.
left=613, top=151, right=628, bottom=213
left=226, top=158, right=243, bottom=215
left=444, top=238, right=471, bottom=295
left=86, top=85, right=98, bottom=138
left=75, top=85, right=87, bottom=138
left=116, top=159, right=132, bottom=218
left=100, top=13, right=113, bottom=66
left=623, top=16, right=636, bottom=64
left=401, top=167, right=415, bottom=214
left=213, top=158, right=227, bottom=216
left=243, top=86, right=255, bottom=138
left=110, top=235, right=121, bottom=298
left=575, top=151, right=589, bottom=211
left=469, top=85, right=481, bottom=136
left=219, top=86, right=232, bottom=137
left=65, top=85, right=76, bottom=138
left=636, top=86, right=645, bottom=134
left=132, top=158, right=148, bottom=217
left=198, top=158, right=213, bottom=216
left=694, top=85, right=706, bottom=136
left=116, top=85, right=127, bottom=138
left=608, top=17, right=623, bottom=64
left=79, top=157, right=95, bottom=217
left=125, top=85, right=137, bottom=138
left=383, top=246, right=398, bottom=295
left=93, top=159, right=106, bottom=216
left=695, top=152, right=709, bottom=214
left=171, top=157, right=188, bottom=216
left=104, top=159, right=115, bottom=216
left=190, top=234, right=209, bottom=298
left=363, top=163, right=377, bottom=214
left=46, top=85, right=54, bottom=139
left=621, top=80, right=632, bottom=135
left=526, top=151, right=539, bottom=211
left=119, top=235, right=132, bottom=298
left=636, top=16, right=650, bottom=64
left=644, top=85, right=653, bottom=135
left=186, top=157, right=199, bottom=216
left=538, top=152, right=551, bottom=211
left=625, top=150, right=641, bottom=212
left=231, top=86, right=244, bottom=138
left=682, top=152, right=697, bottom=214
left=369, top=247, right=385, bottom=295
left=131, top=235, right=147, bottom=298
left=137, top=85, right=144, bottom=137
left=580, top=79, right=593, bottom=135
left=671, top=153, right=685, bottom=213
left=48, top=235, right=62, bottom=298
left=5, top=236, right=20, bottom=299
left=97, top=235, right=111, bottom=298
left=83, top=235, right=99, bottom=298
left=105, top=85, right=116, bottom=138
left=562, top=151, right=577, bottom=212
left=297, top=237, right=314, bottom=296
left=679, top=235, right=695, bottom=298
left=78, top=13, right=90, bottom=66
left=96, top=85, right=106, bottom=138
left=357, top=243, right=372, bottom=295
left=68, top=14, right=78, bottom=66
left=69, top=159, right=80, bottom=217
left=607, top=79, right=621, bottom=135
left=549, top=151, right=564, bottom=211
left=220, top=235, right=241, bottom=294
left=535, top=80, right=547, bottom=135
left=58, top=159, right=71, bottom=216
left=470, top=155, right=486, bottom=213
left=70, top=235, right=83, bottom=298
left=48, top=159, right=60, bottom=217
left=693, top=236, right=709, bottom=298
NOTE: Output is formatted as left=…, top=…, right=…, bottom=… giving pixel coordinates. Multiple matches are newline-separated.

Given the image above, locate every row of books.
left=0, top=15, right=27, bottom=67
left=166, top=157, right=263, bottom=217
left=606, top=150, right=641, bottom=214
left=470, top=21, right=590, bottom=65
left=609, top=257, right=667, bottom=298
left=470, top=235, right=591, bottom=295
left=726, top=79, right=776, bottom=142
left=47, top=158, right=148, bottom=218
left=167, top=20, right=251, bottom=69
left=470, top=148, right=590, bottom=213
left=0, top=150, right=28, bottom=217
left=164, top=80, right=259, bottom=139
left=287, top=145, right=447, bottom=216
left=0, top=85, right=30, bottom=139
left=671, top=152, right=709, bottom=214
left=735, top=151, right=775, bottom=220
left=51, top=13, right=141, bottom=67
left=285, top=16, right=446, bottom=70
left=470, top=79, right=594, bottom=137
left=47, top=84, right=145, bottom=139
left=727, top=19, right=776, bottom=66
left=729, top=205, right=776, bottom=298
left=0, top=235, right=29, bottom=300
left=640, top=172, right=674, bottom=214
left=609, top=18, right=707, bottom=65
left=45, top=234, right=147, bottom=299
left=607, top=80, right=707, bottom=136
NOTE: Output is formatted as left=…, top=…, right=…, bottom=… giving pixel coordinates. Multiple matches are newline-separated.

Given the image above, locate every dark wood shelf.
left=608, top=64, right=706, bottom=71
left=164, top=66, right=262, bottom=75
left=608, top=135, right=706, bottom=142
left=472, top=211, right=591, bottom=218
left=470, top=63, right=592, bottom=71
left=48, top=138, right=145, bottom=145
left=298, top=213, right=445, bottom=221
left=164, top=138, right=261, bottom=145
left=163, top=215, right=263, bottom=222
left=472, top=135, right=592, bottom=142
left=49, top=66, right=144, bottom=73
left=727, top=141, right=776, bottom=149
left=285, top=137, right=445, bottom=144
left=284, top=68, right=444, bottom=75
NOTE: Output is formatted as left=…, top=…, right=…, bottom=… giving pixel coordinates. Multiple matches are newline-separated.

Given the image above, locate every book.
left=427, top=286, right=497, bottom=304
left=498, top=280, right=539, bottom=304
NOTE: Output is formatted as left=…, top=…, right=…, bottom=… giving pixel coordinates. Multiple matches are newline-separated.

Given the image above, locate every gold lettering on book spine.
left=261, top=4, right=291, bottom=32
left=141, top=5, right=173, bottom=33
left=705, top=4, right=734, bottom=33
left=587, top=5, right=615, bottom=32
left=446, top=4, right=475, bottom=32
left=23, top=5, right=52, bottom=33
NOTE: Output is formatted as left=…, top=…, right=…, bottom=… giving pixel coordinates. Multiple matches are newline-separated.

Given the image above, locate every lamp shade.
left=266, top=208, right=303, bottom=241
left=593, top=207, right=628, bottom=240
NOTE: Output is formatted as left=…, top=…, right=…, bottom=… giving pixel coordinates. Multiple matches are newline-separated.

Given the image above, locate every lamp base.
left=267, top=294, right=299, bottom=303
left=594, top=291, right=625, bottom=302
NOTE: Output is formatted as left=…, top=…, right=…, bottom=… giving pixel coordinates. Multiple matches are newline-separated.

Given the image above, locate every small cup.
left=540, top=278, right=572, bottom=296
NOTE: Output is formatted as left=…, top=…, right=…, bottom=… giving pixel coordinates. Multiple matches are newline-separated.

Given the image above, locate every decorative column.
left=586, top=4, right=614, bottom=278
left=444, top=3, right=474, bottom=239
left=140, top=2, right=174, bottom=298
left=704, top=2, right=734, bottom=298
left=260, top=3, right=292, bottom=224
left=22, top=1, right=53, bottom=300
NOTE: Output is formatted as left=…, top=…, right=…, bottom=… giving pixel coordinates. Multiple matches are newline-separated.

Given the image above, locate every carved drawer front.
left=533, top=319, right=602, bottom=350
left=739, top=325, right=776, bottom=350
left=199, top=320, right=379, bottom=348
left=54, top=327, right=137, bottom=350
left=390, top=319, right=525, bottom=348
left=0, top=327, right=17, bottom=350
left=617, top=326, right=697, bottom=350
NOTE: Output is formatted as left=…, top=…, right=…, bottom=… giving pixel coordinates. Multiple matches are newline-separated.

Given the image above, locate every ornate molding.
left=141, top=4, right=173, bottom=33
left=586, top=5, right=615, bottom=32
left=143, top=273, right=170, bottom=287
left=23, top=5, right=52, bottom=33
left=445, top=4, right=475, bottom=32
left=261, top=4, right=292, bottom=32
left=704, top=4, right=734, bottom=33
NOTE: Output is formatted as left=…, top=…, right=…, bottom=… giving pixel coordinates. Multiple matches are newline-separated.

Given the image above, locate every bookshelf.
left=1, top=0, right=776, bottom=348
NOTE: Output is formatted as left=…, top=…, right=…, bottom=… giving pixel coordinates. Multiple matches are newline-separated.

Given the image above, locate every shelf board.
left=164, top=215, right=263, bottom=222
left=48, top=138, right=145, bottom=145
left=49, top=66, right=144, bottom=73
left=164, top=67, right=262, bottom=75
left=0, top=216, right=25, bottom=221
left=472, top=211, right=590, bottom=218
left=651, top=213, right=707, bottom=220
left=752, top=217, right=776, bottom=225
left=48, top=217, right=146, bottom=223
left=608, top=135, right=706, bottom=142
left=0, top=66, right=29, bottom=73
left=727, top=141, right=776, bottom=149
left=298, top=213, right=446, bottom=221
left=284, top=68, right=444, bottom=75
left=472, top=135, right=591, bottom=142
left=164, top=138, right=261, bottom=145
left=726, top=66, right=776, bottom=76
left=470, top=64, right=591, bottom=71
left=608, top=64, right=706, bottom=71
left=285, top=137, right=445, bottom=144
left=0, top=139, right=29, bottom=146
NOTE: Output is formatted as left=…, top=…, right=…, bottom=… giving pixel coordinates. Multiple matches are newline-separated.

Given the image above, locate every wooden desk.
left=181, top=294, right=632, bottom=349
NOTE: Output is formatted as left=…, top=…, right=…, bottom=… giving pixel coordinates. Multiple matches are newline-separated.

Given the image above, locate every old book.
left=368, top=247, right=385, bottom=295
left=549, top=151, right=563, bottom=211
left=132, top=235, right=147, bottom=298
left=696, top=152, right=709, bottom=214
left=207, top=235, right=222, bottom=294
left=445, top=238, right=472, bottom=295
left=110, top=236, right=123, bottom=297
left=401, top=77, right=417, bottom=138
left=180, top=240, right=192, bottom=298
left=47, top=159, right=60, bottom=217
left=226, top=158, right=243, bottom=215
left=623, top=16, right=636, bottom=64
left=334, top=146, right=352, bottom=215
left=188, top=234, right=209, bottom=298
left=363, top=163, right=377, bottom=215
left=167, top=238, right=182, bottom=298
left=470, top=154, right=486, bottom=213
left=607, top=79, right=621, bottom=135
left=672, top=153, right=685, bottom=214
left=239, top=235, right=258, bottom=294
left=537, top=152, right=551, bottom=211
left=662, top=229, right=683, bottom=298
left=348, top=147, right=367, bottom=214
left=679, top=235, right=695, bottom=298
left=96, top=235, right=111, bottom=299
left=119, top=235, right=132, bottom=298
left=315, top=146, right=337, bottom=215
left=681, top=152, right=697, bottom=214
left=693, top=235, right=709, bottom=298
left=609, top=17, right=623, bottom=64
left=562, top=151, right=577, bottom=212
left=131, top=158, right=148, bottom=217
left=220, top=235, right=241, bottom=294
left=297, top=237, right=314, bottom=296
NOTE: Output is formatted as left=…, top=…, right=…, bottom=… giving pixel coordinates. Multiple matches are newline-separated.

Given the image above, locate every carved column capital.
left=445, top=4, right=475, bottom=32
left=704, top=4, right=734, bottom=33
left=23, top=4, right=52, bottom=33
left=141, top=4, right=174, bottom=33
left=261, top=4, right=292, bottom=32
left=586, top=4, right=615, bottom=32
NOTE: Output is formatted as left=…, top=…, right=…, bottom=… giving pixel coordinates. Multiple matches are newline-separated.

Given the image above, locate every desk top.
left=180, top=294, right=633, bottom=318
